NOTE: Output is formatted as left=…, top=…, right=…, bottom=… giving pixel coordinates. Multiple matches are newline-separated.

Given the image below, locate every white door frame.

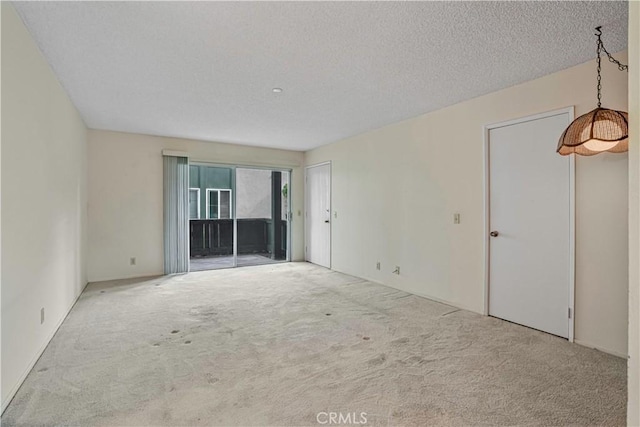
left=483, top=106, right=575, bottom=342
left=305, top=161, right=332, bottom=268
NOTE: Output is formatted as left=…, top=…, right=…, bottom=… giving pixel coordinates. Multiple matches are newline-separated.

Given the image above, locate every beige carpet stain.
left=2, top=263, right=626, bottom=426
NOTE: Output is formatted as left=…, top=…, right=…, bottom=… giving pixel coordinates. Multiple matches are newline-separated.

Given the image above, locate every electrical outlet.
left=454, top=213, right=461, bottom=224
left=40, top=308, right=45, bottom=324
left=334, top=211, right=338, bottom=219
left=130, top=257, right=136, bottom=266
left=376, top=261, right=381, bottom=270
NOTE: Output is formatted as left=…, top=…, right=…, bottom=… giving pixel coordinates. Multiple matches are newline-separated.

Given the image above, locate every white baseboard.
left=1, top=281, right=88, bottom=414
left=339, top=268, right=484, bottom=315
left=574, top=339, right=628, bottom=359
left=87, top=270, right=163, bottom=283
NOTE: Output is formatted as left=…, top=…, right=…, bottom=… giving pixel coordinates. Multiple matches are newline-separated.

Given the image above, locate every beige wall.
left=87, top=130, right=304, bottom=282
left=628, top=1, right=639, bottom=425
left=1, top=3, right=88, bottom=410
left=306, top=53, right=629, bottom=357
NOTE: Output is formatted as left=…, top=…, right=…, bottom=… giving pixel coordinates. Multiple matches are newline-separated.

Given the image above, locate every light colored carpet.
left=190, top=254, right=283, bottom=271
left=2, top=262, right=626, bottom=426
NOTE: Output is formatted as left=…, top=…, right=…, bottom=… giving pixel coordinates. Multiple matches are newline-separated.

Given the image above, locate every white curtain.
left=163, top=155, right=189, bottom=274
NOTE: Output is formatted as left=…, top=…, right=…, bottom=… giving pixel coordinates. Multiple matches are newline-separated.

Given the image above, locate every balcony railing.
left=190, top=218, right=287, bottom=259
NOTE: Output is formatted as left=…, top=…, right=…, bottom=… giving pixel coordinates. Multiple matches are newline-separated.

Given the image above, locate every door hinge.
left=568, top=307, right=572, bottom=319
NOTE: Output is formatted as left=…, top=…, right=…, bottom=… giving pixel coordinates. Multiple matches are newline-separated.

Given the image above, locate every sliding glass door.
left=236, top=168, right=290, bottom=267
left=188, top=163, right=290, bottom=271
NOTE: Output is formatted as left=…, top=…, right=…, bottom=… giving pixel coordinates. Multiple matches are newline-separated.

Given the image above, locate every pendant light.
left=557, top=27, right=629, bottom=156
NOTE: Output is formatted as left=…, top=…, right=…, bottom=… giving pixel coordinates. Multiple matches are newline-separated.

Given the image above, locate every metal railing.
left=189, top=219, right=287, bottom=259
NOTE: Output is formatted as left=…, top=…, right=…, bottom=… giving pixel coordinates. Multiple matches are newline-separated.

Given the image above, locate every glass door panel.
left=236, top=168, right=290, bottom=267
left=189, top=164, right=236, bottom=271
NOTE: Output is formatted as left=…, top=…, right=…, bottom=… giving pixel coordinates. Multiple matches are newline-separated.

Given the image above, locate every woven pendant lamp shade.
left=557, top=108, right=628, bottom=156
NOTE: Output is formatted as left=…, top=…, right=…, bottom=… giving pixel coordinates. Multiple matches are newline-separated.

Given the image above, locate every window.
left=206, top=189, right=232, bottom=219
left=189, top=188, right=200, bottom=219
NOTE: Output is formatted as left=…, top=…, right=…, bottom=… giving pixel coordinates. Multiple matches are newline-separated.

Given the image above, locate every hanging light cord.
left=595, top=26, right=628, bottom=108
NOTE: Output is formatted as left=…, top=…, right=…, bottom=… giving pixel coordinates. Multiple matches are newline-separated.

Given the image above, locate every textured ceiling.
left=13, top=1, right=628, bottom=151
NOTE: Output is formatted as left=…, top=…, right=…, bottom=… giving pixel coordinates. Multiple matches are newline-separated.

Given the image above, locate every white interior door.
left=306, top=163, right=331, bottom=268
left=488, top=110, right=573, bottom=339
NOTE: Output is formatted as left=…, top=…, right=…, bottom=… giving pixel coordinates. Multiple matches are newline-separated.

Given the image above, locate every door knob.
left=325, top=220, right=330, bottom=223
left=490, top=231, right=499, bottom=237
